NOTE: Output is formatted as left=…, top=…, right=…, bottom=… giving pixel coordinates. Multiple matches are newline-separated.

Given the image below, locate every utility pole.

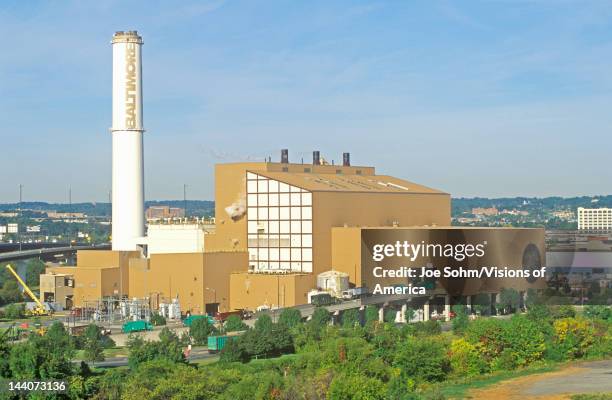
left=18, top=184, right=23, bottom=251
left=183, top=184, right=188, bottom=219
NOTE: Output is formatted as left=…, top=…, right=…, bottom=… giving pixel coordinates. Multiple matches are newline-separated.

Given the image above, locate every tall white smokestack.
left=111, top=31, right=144, bottom=251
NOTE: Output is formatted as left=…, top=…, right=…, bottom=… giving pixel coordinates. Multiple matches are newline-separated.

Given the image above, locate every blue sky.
left=1, top=1, right=612, bottom=202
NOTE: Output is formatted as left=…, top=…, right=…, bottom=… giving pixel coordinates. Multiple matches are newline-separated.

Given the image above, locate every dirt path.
left=468, top=360, right=612, bottom=400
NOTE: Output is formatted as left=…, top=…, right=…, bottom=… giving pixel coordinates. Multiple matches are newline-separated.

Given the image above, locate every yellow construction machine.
left=5, top=264, right=51, bottom=316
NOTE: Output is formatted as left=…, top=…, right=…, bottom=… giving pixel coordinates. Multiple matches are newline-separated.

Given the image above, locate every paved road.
left=77, top=347, right=217, bottom=368
left=524, top=360, right=612, bottom=397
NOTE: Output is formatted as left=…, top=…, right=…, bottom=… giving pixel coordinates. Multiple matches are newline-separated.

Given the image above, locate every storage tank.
left=317, top=270, right=349, bottom=297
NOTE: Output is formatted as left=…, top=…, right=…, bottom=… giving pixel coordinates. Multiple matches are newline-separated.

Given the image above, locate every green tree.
left=189, top=316, right=217, bottom=345
left=278, top=308, right=302, bottom=329
left=224, top=315, right=248, bottom=332
left=498, top=288, right=521, bottom=314
left=384, top=309, right=398, bottom=323
left=365, top=305, right=379, bottom=324
left=310, top=307, right=331, bottom=328
left=451, top=304, right=469, bottom=334
left=341, top=308, right=360, bottom=328
left=472, top=292, right=492, bottom=316
left=25, top=259, right=45, bottom=287
left=127, top=328, right=185, bottom=368
left=404, top=307, right=416, bottom=323
left=83, top=324, right=105, bottom=363
left=0, top=280, right=23, bottom=306
left=219, top=337, right=247, bottom=363
left=9, top=321, right=74, bottom=379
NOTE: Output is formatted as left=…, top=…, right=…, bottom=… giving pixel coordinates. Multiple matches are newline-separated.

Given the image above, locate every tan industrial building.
left=39, top=150, right=545, bottom=314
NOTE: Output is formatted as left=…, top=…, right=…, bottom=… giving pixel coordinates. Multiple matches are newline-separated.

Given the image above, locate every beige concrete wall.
left=128, top=257, right=149, bottom=299
left=73, top=266, right=120, bottom=307
left=331, top=227, right=363, bottom=285
left=212, top=163, right=266, bottom=251
left=39, top=274, right=74, bottom=308
left=314, top=191, right=451, bottom=278
left=45, top=266, right=77, bottom=275
left=202, top=251, right=248, bottom=312
left=229, top=272, right=314, bottom=310
left=76, top=250, right=140, bottom=297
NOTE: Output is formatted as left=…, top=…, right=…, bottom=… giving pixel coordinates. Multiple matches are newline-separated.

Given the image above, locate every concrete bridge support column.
left=378, top=305, right=384, bottom=323
left=466, top=295, right=472, bottom=314
left=423, top=301, right=430, bottom=321
left=401, top=303, right=407, bottom=323
left=445, top=295, right=451, bottom=322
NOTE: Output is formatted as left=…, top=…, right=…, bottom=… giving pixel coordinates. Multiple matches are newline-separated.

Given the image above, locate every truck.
left=341, top=287, right=368, bottom=300
left=122, top=320, right=153, bottom=333
left=310, top=293, right=337, bottom=306
left=182, top=314, right=216, bottom=327
left=214, top=310, right=243, bottom=323
left=207, top=331, right=243, bottom=353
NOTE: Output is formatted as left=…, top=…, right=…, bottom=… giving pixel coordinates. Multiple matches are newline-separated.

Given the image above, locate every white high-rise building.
left=111, top=31, right=145, bottom=251
left=577, top=207, right=612, bottom=231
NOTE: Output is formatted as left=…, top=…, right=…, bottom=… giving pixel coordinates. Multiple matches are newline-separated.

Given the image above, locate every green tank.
left=122, top=320, right=153, bottom=333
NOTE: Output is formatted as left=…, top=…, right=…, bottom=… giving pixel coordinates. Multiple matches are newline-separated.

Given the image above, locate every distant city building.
left=145, top=206, right=185, bottom=220
left=578, top=207, right=612, bottom=231
left=46, top=212, right=86, bottom=219
left=26, top=225, right=41, bottom=233
left=7, top=223, right=18, bottom=233
left=472, top=207, right=499, bottom=216
left=0, top=225, right=6, bottom=234
left=0, top=212, right=18, bottom=217
left=501, top=209, right=529, bottom=216
left=552, top=210, right=575, bottom=220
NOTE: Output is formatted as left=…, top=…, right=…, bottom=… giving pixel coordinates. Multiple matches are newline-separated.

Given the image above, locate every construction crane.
left=5, top=264, right=50, bottom=316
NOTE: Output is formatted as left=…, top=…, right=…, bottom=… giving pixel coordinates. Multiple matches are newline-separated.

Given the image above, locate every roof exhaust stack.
left=313, top=151, right=320, bottom=165
left=343, top=152, right=350, bottom=166
left=281, top=149, right=289, bottom=164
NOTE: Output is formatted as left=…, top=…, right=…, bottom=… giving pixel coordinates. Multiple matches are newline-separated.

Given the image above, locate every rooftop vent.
left=281, top=149, right=289, bottom=164
left=343, top=152, right=350, bottom=166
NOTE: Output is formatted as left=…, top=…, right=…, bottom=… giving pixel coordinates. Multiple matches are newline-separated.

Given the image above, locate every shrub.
left=4, top=303, right=25, bottom=319
left=554, top=305, right=576, bottom=319
left=328, top=373, right=386, bottom=400
left=526, top=304, right=553, bottom=322
left=584, top=305, right=612, bottom=321
left=413, top=320, right=441, bottom=336
left=150, top=313, right=166, bottom=326
left=393, top=336, right=450, bottom=382
left=449, top=338, right=488, bottom=376
left=553, top=317, right=594, bottom=359
left=465, top=318, right=506, bottom=362
left=502, top=315, right=545, bottom=367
